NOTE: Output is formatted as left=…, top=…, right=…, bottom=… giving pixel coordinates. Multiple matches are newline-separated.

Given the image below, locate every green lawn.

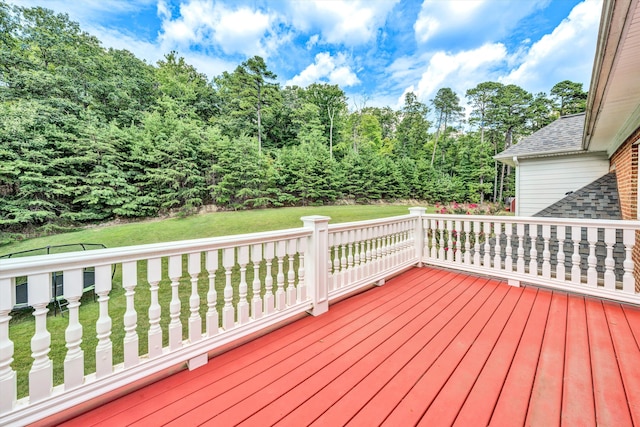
left=1, top=205, right=423, bottom=256
left=4, top=204, right=425, bottom=399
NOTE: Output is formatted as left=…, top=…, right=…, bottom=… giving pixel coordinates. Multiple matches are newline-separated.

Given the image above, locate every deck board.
left=526, top=292, right=567, bottom=427
left=561, top=296, right=595, bottom=426
left=55, top=266, right=640, bottom=427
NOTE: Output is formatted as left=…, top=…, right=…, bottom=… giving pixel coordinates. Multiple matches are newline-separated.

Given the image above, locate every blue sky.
left=12, top=0, right=602, bottom=109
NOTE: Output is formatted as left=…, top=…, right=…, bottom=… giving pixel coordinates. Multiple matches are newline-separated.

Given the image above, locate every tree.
left=487, top=84, right=533, bottom=202
left=214, top=56, right=280, bottom=152
left=466, top=82, right=502, bottom=145
left=155, top=51, right=216, bottom=121
left=550, top=80, right=587, bottom=116
left=303, top=83, right=348, bottom=158
left=430, top=87, right=464, bottom=166
left=395, top=92, right=430, bottom=158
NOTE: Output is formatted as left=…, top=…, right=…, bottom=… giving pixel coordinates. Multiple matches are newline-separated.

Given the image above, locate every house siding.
left=517, top=153, right=609, bottom=216
left=609, top=126, right=640, bottom=290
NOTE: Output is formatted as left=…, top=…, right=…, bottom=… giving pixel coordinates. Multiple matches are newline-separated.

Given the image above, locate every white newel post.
left=409, top=207, right=426, bottom=266
left=302, top=216, right=330, bottom=316
left=63, top=268, right=85, bottom=388
left=122, top=262, right=139, bottom=368
left=95, top=265, right=113, bottom=379
left=0, top=277, right=16, bottom=414
left=28, top=273, right=52, bottom=402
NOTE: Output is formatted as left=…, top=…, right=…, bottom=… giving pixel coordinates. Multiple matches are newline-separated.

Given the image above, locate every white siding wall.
left=516, top=153, right=609, bottom=216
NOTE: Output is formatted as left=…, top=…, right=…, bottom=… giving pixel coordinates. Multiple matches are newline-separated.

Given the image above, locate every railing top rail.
left=0, top=227, right=311, bottom=278
left=328, top=214, right=416, bottom=233
left=423, top=214, right=640, bottom=230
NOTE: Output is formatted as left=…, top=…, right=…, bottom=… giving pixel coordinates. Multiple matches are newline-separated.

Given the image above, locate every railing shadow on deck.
left=1, top=208, right=638, bottom=426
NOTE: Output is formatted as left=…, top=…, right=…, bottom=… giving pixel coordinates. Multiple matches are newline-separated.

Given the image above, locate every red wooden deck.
left=53, top=267, right=640, bottom=426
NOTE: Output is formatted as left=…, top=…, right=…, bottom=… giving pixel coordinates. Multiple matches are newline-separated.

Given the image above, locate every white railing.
left=422, top=214, right=640, bottom=304
left=327, top=211, right=422, bottom=301
left=1, top=209, right=639, bottom=426
left=0, top=213, right=422, bottom=426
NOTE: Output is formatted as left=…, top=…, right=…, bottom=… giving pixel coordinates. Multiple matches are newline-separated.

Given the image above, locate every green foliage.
left=0, top=2, right=589, bottom=238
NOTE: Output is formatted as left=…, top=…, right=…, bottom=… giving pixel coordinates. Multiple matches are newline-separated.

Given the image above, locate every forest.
left=0, top=3, right=589, bottom=244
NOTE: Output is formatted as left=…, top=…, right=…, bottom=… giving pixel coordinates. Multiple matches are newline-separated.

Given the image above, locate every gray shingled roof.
left=533, top=172, right=621, bottom=219
left=495, top=112, right=586, bottom=162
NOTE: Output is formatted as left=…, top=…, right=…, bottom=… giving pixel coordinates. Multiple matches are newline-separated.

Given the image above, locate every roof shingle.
left=495, top=112, right=586, bottom=160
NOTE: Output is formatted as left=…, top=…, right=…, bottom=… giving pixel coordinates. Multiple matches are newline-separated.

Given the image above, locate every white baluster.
left=429, top=219, right=438, bottom=259
left=63, top=269, right=85, bottom=388
left=454, top=220, right=463, bottom=263
left=483, top=221, right=491, bottom=268
left=341, top=231, right=349, bottom=285
left=473, top=221, right=482, bottom=266
left=287, top=239, right=297, bottom=305
left=586, top=227, right=598, bottom=287
left=237, top=246, right=250, bottom=324
left=222, top=248, right=235, bottom=330
left=516, top=223, right=525, bottom=274
left=604, top=228, right=616, bottom=290
left=251, top=244, right=263, bottom=319
left=0, top=277, right=16, bottom=413
left=571, top=226, right=582, bottom=284
left=463, top=220, right=472, bottom=264
left=556, top=226, right=566, bottom=281
left=147, top=257, right=162, bottom=358
left=375, top=228, right=383, bottom=272
left=264, top=242, right=275, bottom=314
left=332, top=234, right=341, bottom=289
left=542, top=225, right=551, bottom=278
left=95, top=265, right=113, bottom=378
left=28, top=273, right=52, bottom=402
left=297, top=237, right=307, bottom=302
left=276, top=240, right=286, bottom=310
left=529, top=224, right=538, bottom=276
left=365, top=228, right=373, bottom=278
left=446, top=220, right=454, bottom=262
left=504, top=223, right=513, bottom=272
left=168, top=255, right=182, bottom=350
left=187, top=253, right=202, bottom=342
left=623, top=229, right=636, bottom=293
left=493, top=222, right=502, bottom=270
left=436, top=220, right=444, bottom=260
left=354, top=229, right=362, bottom=281
left=347, top=231, right=355, bottom=283
left=360, top=231, right=367, bottom=277
left=205, top=250, right=219, bottom=336
left=121, top=262, right=139, bottom=368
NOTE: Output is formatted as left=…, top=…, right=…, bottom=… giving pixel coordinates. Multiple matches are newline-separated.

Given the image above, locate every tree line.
left=0, top=3, right=588, bottom=243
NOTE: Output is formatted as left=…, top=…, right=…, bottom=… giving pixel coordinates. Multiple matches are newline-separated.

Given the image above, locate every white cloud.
left=159, top=1, right=286, bottom=58
left=413, top=0, right=549, bottom=47
left=286, top=52, right=360, bottom=87
left=287, top=0, right=399, bottom=46
left=396, top=43, right=508, bottom=107
left=306, top=34, right=319, bottom=50
left=502, top=0, right=602, bottom=93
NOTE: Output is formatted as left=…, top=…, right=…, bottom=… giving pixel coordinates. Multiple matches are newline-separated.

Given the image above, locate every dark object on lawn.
left=1, top=243, right=114, bottom=316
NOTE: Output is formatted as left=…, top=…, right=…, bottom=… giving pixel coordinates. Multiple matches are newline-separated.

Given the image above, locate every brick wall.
left=609, top=128, right=640, bottom=290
